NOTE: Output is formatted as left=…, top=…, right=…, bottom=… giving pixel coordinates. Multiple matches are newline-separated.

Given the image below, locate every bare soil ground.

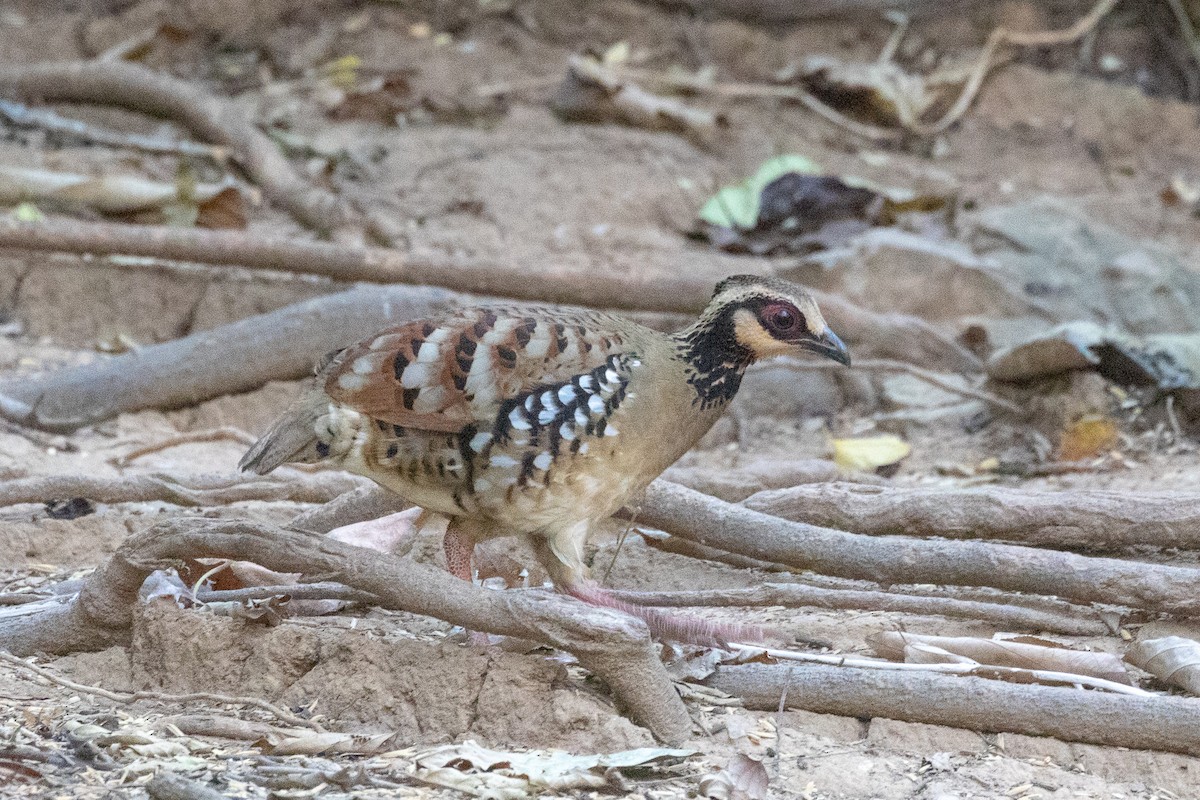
left=2, top=1, right=1200, bottom=798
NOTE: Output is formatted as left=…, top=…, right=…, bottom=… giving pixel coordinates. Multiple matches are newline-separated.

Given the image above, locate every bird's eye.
left=762, top=303, right=804, bottom=336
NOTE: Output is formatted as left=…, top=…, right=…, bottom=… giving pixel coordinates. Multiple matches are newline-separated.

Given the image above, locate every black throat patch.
left=675, top=305, right=754, bottom=410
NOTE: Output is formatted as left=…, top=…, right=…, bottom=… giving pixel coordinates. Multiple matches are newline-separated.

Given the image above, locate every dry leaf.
left=870, top=632, right=1130, bottom=684
left=1126, top=636, right=1200, bottom=695
left=256, top=729, right=406, bottom=756
left=831, top=434, right=911, bottom=473
left=700, top=753, right=769, bottom=800
left=415, top=741, right=696, bottom=795
left=1059, top=415, right=1118, bottom=461
left=551, top=55, right=724, bottom=141
left=195, top=186, right=248, bottom=229
left=796, top=55, right=969, bottom=130
left=0, top=165, right=240, bottom=215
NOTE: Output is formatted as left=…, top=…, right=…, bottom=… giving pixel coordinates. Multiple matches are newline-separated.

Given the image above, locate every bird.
left=240, top=275, right=850, bottom=645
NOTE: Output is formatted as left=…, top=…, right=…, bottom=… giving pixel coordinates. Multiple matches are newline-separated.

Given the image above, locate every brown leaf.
left=196, top=186, right=248, bottom=229
left=327, top=71, right=418, bottom=123
left=1059, top=414, right=1118, bottom=461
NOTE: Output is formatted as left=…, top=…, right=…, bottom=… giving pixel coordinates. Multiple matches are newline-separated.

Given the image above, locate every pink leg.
left=444, top=523, right=475, bottom=583
left=566, top=581, right=766, bottom=649
left=444, top=522, right=498, bottom=646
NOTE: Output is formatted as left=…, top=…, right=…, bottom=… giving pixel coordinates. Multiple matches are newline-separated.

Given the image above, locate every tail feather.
left=239, top=392, right=328, bottom=475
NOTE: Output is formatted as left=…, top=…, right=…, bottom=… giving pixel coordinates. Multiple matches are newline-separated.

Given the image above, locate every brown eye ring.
left=761, top=303, right=804, bottom=336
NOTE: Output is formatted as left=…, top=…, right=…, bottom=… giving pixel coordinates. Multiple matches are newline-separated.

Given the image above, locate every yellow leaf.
left=1059, top=414, right=1118, bottom=461
left=321, top=55, right=362, bottom=90
left=602, top=41, right=631, bottom=65
left=831, top=434, right=911, bottom=472
left=12, top=201, right=43, bottom=222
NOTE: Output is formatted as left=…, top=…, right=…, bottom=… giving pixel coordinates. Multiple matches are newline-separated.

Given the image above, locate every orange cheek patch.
left=732, top=310, right=793, bottom=358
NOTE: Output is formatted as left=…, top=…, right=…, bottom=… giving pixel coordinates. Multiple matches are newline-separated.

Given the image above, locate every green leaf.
left=699, top=154, right=822, bottom=229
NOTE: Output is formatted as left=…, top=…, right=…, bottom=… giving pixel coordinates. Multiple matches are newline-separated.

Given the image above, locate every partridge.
left=241, top=275, right=849, bottom=644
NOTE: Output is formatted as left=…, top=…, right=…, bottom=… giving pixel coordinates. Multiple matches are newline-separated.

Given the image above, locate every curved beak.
left=802, top=329, right=851, bottom=366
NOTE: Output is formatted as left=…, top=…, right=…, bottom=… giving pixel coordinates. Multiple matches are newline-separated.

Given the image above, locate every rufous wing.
left=323, top=307, right=627, bottom=434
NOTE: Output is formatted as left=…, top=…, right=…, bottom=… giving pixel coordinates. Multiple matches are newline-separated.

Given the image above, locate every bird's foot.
left=567, top=583, right=766, bottom=649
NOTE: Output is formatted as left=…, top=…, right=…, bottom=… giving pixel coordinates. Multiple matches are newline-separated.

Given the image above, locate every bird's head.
left=708, top=274, right=850, bottom=366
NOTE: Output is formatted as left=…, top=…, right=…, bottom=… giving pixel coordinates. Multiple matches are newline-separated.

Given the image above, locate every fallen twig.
left=743, top=483, right=1200, bottom=551
left=111, top=427, right=258, bottom=466
left=727, top=644, right=1149, bottom=697
left=708, top=663, right=1200, bottom=756
left=287, top=482, right=1120, bottom=638
left=0, top=218, right=707, bottom=314
left=639, top=481, right=1200, bottom=616
left=0, top=61, right=360, bottom=237
left=795, top=357, right=1022, bottom=415
left=0, top=472, right=366, bottom=509
left=195, top=582, right=380, bottom=606
left=610, top=584, right=1110, bottom=636
left=0, top=98, right=226, bottom=161
left=0, top=650, right=320, bottom=730
left=0, top=518, right=691, bottom=743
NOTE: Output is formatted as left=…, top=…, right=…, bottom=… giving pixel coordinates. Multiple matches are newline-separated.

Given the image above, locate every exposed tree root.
left=0, top=517, right=691, bottom=744
left=639, top=481, right=1200, bottom=616
left=744, top=482, right=1200, bottom=551
left=708, top=663, right=1200, bottom=757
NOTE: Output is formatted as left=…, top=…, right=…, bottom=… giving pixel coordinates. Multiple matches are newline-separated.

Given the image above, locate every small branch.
left=0, top=61, right=361, bottom=237
left=796, top=357, right=1022, bottom=415
left=726, top=644, right=1150, bottom=697
left=0, top=218, right=708, bottom=314
left=0, top=518, right=691, bottom=743
left=111, top=427, right=258, bottom=466
left=609, top=584, right=1110, bottom=636
left=743, top=483, right=1200, bottom=551
left=195, top=582, right=381, bottom=605
left=709, top=663, right=1200, bottom=757
left=0, top=98, right=226, bottom=161
left=639, top=481, right=1200, bottom=617
left=0, top=472, right=366, bottom=509
left=0, top=650, right=321, bottom=730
